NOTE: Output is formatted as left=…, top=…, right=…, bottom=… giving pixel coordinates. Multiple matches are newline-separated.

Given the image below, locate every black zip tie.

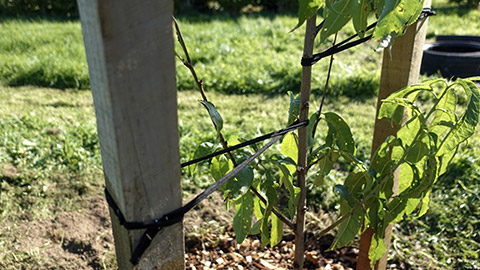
left=181, top=120, right=309, bottom=168
left=302, top=34, right=372, bottom=66
left=104, top=120, right=308, bottom=265
left=302, top=7, right=436, bottom=67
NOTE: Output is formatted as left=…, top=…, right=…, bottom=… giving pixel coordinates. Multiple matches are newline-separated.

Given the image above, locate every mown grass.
left=1, top=85, right=479, bottom=269
left=0, top=0, right=479, bottom=94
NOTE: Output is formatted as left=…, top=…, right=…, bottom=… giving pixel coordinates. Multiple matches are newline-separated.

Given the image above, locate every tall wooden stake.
left=356, top=1, right=432, bottom=269
left=294, top=14, right=317, bottom=270
left=77, top=1, right=185, bottom=269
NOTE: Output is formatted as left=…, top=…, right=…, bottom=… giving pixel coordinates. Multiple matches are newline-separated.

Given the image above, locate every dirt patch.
left=10, top=195, right=114, bottom=269
left=7, top=192, right=368, bottom=269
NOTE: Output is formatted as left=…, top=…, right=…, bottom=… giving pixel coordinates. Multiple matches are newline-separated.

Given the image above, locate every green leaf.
left=293, top=0, right=325, bottom=32
left=250, top=219, right=262, bottom=235
left=260, top=208, right=272, bottom=248
left=324, top=112, right=355, bottom=154
left=288, top=187, right=301, bottom=219
left=405, top=140, right=429, bottom=163
left=352, top=0, right=370, bottom=37
left=278, top=163, right=295, bottom=196
left=368, top=233, right=386, bottom=266
left=307, top=112, right=319, bottom=148
left=330, top=201, right=364, bottom=250
left=344, top=172, right=367, bottom=200
left=417, top=190, right=431, bottom=217
left=262, top=173, right=279, bottom=207
left=373, top=0, right=424, bottom=48
left=334, top=184, right=355, bottom=207
left=201, top=100, right=223, bottom=132
left=190, top=142, right=214, bottom=174
left=253, top=195, right=265, bottom=219
left=430, top=88, right=456, bottom=138
left=369, top=136, right=398, bottom=177
left=373, top=0, right=386, bottom=18
left=211, top=155, right=233, bottom=181
left=314, top=149, right=339, bottom=186
left=287, top=91, right=300, bottom=125
left=270, top=212, right=284, bottom=246
left=320, top=0, right=353, bottom=42
left=233, top=191, right=254, bottom=244
left=438, top=79, right=480, bottom=157
left=281, top=132, right=298, bottom=173
left=224, top=165, right=254, bottom=200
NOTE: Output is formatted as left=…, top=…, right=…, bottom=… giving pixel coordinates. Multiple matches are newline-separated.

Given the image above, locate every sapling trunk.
left=294, top=14, right=317, bottom=270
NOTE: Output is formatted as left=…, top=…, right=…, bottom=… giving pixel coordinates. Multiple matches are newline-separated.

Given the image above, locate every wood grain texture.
left=356, top=1, right=431, bottom=269
left=77, top=1, right=184, bottom=269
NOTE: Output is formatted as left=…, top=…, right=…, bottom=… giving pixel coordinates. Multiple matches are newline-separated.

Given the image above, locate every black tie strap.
left=301, top=7, right=436, bottom=67
left=104, top=120, right=308, bottom=265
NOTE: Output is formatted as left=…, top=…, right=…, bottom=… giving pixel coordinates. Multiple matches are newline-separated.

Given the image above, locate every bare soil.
left=9, top=193, right=362, bottom=269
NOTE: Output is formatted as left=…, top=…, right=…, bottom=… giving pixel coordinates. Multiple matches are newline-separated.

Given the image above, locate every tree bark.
left=294, top=14, right=316, bottom=270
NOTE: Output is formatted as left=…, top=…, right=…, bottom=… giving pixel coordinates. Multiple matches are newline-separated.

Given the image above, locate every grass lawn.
left=1, top=0, right=480, bottom=268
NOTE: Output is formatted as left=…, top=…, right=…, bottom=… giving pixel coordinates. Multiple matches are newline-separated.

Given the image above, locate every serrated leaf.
left=293, top=0, right=325, bottom=32
left=373, top=0, right=424, bottom=48
left=438, top=79, right=480, bottom=156
left=330, top=201, right=364, bottom=250
left=233, top=191, right=254, bottom=244
left=373, top=0, right=386, bottom=18
left=352, top=0, right=370, bottom=37
left=324, top=112, right=355, bottom=154
left=211, top=155, right=233, bottom=181
left=278, top=163, right=295, bottom=196
left=250, top=219, right=262, bottom=235
left=262, top=173, right=279, bottom=207
left=190, top=142, right=214, bottom=174
left=314, top=149, right=338, bottom=186
left=281, top=133, right=298, bottom=173
left=405, top=140, right=429, bottom=163
left=334, top=185, right=356, bottom=207
left=430, top=88, right=456, bottom=137
left=368, top=233, right=386, bottom=266
left=288, top=187, right=301, bottom=219
left=417, top=190, right=431, bottom=217
left=307, top=112, right=319, bottom=148
left=224, top=166, right=254, bottom=200
left=253, top=195, right=265, bottom=220
left=344, top=172, right=367, bottom=200
left=201, top=100, right=223, bottom=132
left=260, top=208, right=272, bottom=248
left=320, top=0, right=353, bottom=42
left=378, top=81, right=441, bottom=125
left=270, top=212, right=283, bottom=246
left=287, top=91, right=300, bottom=125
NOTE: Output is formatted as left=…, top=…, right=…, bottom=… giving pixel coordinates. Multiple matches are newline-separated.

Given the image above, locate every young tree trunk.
left=294, top=14, right=317, bottom=270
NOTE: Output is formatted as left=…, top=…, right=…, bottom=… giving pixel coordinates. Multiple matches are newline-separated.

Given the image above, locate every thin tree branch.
left=173, top=16, right=294, bottom=231
left=311, top=33, right=337, bottom=143
left=294, top=14, right=317, bottom=270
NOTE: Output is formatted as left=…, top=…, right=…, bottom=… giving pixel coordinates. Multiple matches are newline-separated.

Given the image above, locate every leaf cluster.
left=328, top=78, right=480, bottom=265
left=295, top=0, right=425, bottom=48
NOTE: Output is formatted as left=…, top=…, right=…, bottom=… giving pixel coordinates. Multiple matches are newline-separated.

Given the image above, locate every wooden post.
left=356, top=1, right=432, bottom=269
left=77, top=1, right=185, bottom=269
